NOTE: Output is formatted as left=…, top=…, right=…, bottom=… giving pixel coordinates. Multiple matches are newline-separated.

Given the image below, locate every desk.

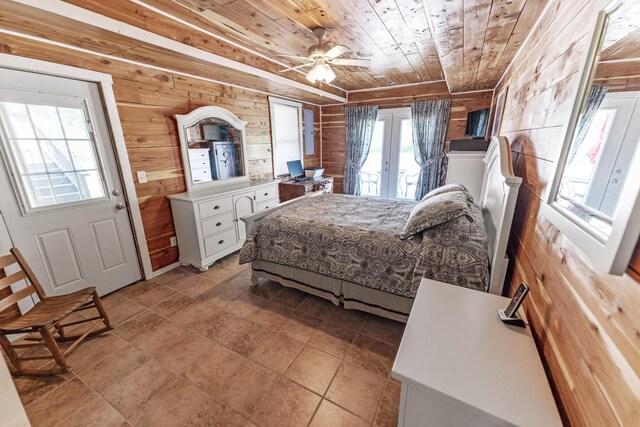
left=278, top=176, right=333, bottom=203
left=392, top=279, right=561, bottom=427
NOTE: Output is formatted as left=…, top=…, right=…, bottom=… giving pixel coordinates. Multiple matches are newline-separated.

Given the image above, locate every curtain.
left=411, top=99, right=452, bottom=200
left=568, top=85, right=608, bottom=164
left=344, top=105, right=378, bottom=195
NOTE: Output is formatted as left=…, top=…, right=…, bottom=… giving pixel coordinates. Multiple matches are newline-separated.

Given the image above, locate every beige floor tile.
left=310, top=399, right=369, bottom=427
left=284, top=345, right=341, bottom=395
left=249, top=332, right=304, bottom=374
left=63, top=396, right=128, bottom=427
left=374, top=380, right=401, bottom=427
left=222, top=359, right=279, bottom=417
left=199, top=282, right=246, bottom=310
left=101, top=358, right=181, bottom=418
left=12, top=372, right=74, bottom=407
left=78, top=344, right=149, bottom=394
left=130, top=377, right=225, bottom=427
left=154, top=334, right=218, bottom=376
left=63, top=333, right=130, bottom=374
left=360, top=315, right=405, bottom=346
left=248, top=299, right=294, bottom=330
left=344, top=333, right=397, bottom=377
left=325, top=306, right=368, bottom=331
left=297, top=295, right=336, bottom=319
left=225, top=292, right=268, bottom=319
left=169, top=300, right=217, bottom=331
left=149, top=292, right=195, bottom=318
left=248, top=279, right=284, bottom=300
left=271, top=287, right=308, bottom=309
left=200, top=310, right=270, bottom=356
left=251, top=377, right=321, bottom=427
left=24, top=377, right=98, bottom=427
left=152, top=268, right=187, bottom=285
left=116, top=280, right=160, bottom=300
left=308, top=321, right=357, bottom=359
left=278, top=311, right=324, bottom=343
left=94, top=294, right=146, bottom=326
left=183, top=340, right=246, bottom=399
left=113, top=310, right=166, bottom=342
left=131, top=319, right=197, bottom=355
left=166, top=273, right=218, bottom=298
left=326, top=361, right=386, bottom=422
left=133, top=285, right=178, bottom=308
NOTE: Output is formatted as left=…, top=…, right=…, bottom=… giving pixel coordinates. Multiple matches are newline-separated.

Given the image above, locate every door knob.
left=112, top=189, right=121, bottom=196
left=115, top=203, right=126, bottom=210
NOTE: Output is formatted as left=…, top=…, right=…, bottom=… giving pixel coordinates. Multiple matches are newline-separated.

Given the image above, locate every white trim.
left=11, top=0, right=346, bottom=104
left=269, top=97, right=304, bottom=178
left=348, top=80, right=447, bottom=93
left=152, top=260, right=181, bottom=278
left=0, top=53, right=154, bottom=279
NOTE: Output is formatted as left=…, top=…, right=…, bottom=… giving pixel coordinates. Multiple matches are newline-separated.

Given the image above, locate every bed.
left=239, top=136, right=522, bottom=321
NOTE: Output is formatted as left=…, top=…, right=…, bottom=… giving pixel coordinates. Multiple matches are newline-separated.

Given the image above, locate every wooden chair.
left=0, top=248, right=112, bottom=376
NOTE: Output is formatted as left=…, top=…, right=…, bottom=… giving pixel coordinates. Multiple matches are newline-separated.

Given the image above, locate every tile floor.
left=9, top=253, right=405, bottom=427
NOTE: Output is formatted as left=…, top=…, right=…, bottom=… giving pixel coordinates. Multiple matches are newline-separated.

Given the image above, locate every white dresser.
left=392, top=279, right=562, bottom=427
left=168, top=179, right=278, bottom=271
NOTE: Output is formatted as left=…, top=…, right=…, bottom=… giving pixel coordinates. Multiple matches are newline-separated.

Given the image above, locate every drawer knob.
left=214, top=205, right=220, bottom=210
left=264, top=192, right=268, bottom=196
left=216, top=222, right=222, bottom=227
left=218, top=240, right=224, bottom=244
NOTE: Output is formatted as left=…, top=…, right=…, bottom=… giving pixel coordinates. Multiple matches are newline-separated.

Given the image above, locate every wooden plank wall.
left=321, top=83, right=492, bottom=193
left=0, top=35, right=321, bottom=272
left=494, top=0, right=640, bottom=425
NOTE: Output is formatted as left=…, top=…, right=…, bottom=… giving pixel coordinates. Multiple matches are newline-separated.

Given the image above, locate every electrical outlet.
left=137, top=171, right=147, bottom=184
left=170, top=236, right=177, bottom=247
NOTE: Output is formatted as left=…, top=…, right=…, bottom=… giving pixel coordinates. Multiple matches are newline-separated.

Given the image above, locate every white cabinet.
left=392, top=279, right=561, bottom=427
left=168, top=180, right=278, bottom=271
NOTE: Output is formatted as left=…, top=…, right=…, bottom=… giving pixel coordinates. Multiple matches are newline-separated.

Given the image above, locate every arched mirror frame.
left=175, top=106, right=249, bottom=192
left=541, top=0, right=640, bottom=275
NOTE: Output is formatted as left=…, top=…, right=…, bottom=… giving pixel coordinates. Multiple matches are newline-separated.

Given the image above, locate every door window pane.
left=397, top=119, right=420, bottom=200
left=0, top=101, right=107, bottom=210
left=361, top=121, right=385, bottom=197
left=270, top=100, right=302, bottom=177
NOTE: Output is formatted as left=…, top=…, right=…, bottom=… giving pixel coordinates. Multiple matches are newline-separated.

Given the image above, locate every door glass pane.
left=272, top=103, right=301, bottom=176
left=397, top=119, right=420, bottom=200
left=361, top=120, right=385, bottom=197
left=0, top=101, right=107, bottom=210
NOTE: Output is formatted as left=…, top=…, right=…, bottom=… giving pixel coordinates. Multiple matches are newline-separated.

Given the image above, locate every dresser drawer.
left=256, top=198, right=278, bottom=212
left=191, top=167, right=211, bottom=183
left=189, top=149, right=209, bottom=161
left=201, top=212, right=234, bottom=236
left=199, top=197, right=232, bottom=219
left=204, top=228, right=237, bottom=257
left=255, top=186, right=277, bottom=203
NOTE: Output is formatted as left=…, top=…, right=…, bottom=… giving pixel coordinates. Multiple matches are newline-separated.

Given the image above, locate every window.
left=269, top=97, right=303, bottom=177
left=0, top=100, right=107, bottom=211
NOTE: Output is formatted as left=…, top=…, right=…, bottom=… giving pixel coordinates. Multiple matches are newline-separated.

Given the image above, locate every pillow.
left=419, top=183, right=469, bottom=203
left=400, top=191, right=472, bottom=239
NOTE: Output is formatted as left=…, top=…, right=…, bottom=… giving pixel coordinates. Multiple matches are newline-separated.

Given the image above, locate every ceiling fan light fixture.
left=306, top=66, right=318, bottom=83
left=324, top=65, right=336, bottom=83
left=314, top=63, right=326, bottom=81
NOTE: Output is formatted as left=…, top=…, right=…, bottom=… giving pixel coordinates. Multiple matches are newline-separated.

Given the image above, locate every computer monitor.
left=286, top=160, right=304, bottom=178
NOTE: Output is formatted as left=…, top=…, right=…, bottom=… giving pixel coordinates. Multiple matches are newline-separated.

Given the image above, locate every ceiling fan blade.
left=280, top=62, right=315, bottom=73
left=330, top=58, right=372, bottom=67
left=278, top=54, right=312, bottom=62
left=324, top=45, right=350, bottom=59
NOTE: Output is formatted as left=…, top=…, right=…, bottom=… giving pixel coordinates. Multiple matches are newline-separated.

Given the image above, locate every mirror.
left=176, top=106, right=249, bottom=191
left=543, top=0, right=640, bottom=274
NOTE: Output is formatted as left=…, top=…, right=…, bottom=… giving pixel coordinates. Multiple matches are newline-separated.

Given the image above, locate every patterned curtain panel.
left=568, top=85, right=608, bottom=164
left=411, top=99, right=452, bottom=200
left=344, top=105, right=378, bottom=195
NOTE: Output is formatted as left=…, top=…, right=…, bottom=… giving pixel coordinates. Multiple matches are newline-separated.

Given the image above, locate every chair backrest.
left=0, top=248, right=46, bottom=315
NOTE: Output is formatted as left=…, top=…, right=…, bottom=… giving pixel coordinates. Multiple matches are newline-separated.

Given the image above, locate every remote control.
left=504, top=283, right=529, bottom=318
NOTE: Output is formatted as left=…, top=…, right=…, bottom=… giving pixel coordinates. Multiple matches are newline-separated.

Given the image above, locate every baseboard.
left=152, top=261, right=181, bottom=278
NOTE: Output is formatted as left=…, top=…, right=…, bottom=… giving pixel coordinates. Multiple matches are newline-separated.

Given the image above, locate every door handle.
left=112, top=189, right=121, bottom=196
left=115, top=203, right=126, bottom=210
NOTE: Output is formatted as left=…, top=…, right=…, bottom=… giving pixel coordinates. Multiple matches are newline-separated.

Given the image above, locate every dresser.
left=168, top=180, right=278, bottom=271
left=392, top=279, right=561, bottom=427
left=278, top=176, right=333, bottom=203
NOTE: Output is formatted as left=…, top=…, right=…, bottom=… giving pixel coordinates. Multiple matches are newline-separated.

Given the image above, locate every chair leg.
left=0, top=335, right=23, bottom=372
left=39, top=326, right=69, bottom=372
left=92, top=291, right=112, bottom=329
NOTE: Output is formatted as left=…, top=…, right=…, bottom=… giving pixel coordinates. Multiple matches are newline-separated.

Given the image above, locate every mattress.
left=239, top=193, right=488, bottom=298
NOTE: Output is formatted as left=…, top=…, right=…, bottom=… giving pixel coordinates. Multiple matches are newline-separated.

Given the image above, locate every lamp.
left=306, top=61, right=336, bottom=84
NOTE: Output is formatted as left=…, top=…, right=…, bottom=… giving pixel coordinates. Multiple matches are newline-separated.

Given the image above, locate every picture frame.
left=491, top=86, right=508, bottom=137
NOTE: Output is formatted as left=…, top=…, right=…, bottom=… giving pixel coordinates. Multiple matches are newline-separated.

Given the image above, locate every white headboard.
left=478, top=136, right=522, bottom=295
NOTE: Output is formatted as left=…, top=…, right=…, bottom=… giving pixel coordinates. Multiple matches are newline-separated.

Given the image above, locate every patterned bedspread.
left=239, top=193, right=488, bottom=298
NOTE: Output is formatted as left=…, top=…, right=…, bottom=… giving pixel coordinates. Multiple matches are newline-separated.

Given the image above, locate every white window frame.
left=268, top=97, right=304, bottom=178
left=0, top=96, right=112, bottom=215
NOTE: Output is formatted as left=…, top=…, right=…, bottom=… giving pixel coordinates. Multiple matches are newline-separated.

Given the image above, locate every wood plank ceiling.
left=6, top=0, right=550, bottom=94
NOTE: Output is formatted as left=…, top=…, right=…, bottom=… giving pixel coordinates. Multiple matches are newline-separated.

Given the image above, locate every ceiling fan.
left=279, top=28, right=371, bottom=84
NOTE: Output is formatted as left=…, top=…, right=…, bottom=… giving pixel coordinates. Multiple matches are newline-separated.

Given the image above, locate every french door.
left=0, top=68, right=141, bottom=297
left=361, top=109, right=420, bottom=200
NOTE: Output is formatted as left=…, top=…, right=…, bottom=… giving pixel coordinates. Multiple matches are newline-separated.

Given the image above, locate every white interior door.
left=360, top=109, right=419, bottom=200
left=0, top=68, right=141, bottom=297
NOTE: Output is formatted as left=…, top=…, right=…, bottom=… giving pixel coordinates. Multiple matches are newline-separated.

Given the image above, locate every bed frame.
left=241, top=135, right=522, bottom=303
